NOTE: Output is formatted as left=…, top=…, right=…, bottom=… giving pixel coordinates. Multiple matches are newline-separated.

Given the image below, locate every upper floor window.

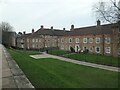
left=36, top=39, right=38, bottom=42
left=76, top=38, right=79, bottom=43
left=69, top=38, right=72, bottom=43
left=95, top=37, right=100, bottom=44
left=105, top=47, right=111, bottom=54
left=89, top=38, right=93, bottom=43
left=83, top=38, right=87, bottom=44
left=32, top=39, right=35, bottom=42
left=95, top=47, right=100, bottom=53
left=27, top=39, right=29, bottom=42
left=61, top=38, right=64, bottom=43
left=105, top=37, right=111, bottom=44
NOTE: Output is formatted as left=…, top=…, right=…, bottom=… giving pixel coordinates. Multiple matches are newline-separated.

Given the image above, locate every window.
left=83, top=38, right=87, bottom=44
left=36, top=39, right=38, bottom=42
left=27, top=39, right=29, bottom=42
left=32, top=39, right=35, bottom=42
left=95, top=37, right=100, bottom=44
left=89, top=46, right=93, bottom=52
left=61, top=38, right=64, bottom=43
left=95, top=47, right=100, bottom=53
left=39, top=39, right=41, bottom=42
left=83, top=46, right=87, bottom=51
left=76, top=38, right=79, bottom=43
left=118, top=48, right=120, bottom=55
left=69, top=45, right=72, bottom=51
left=69, top=38, right=72, bottom=43
left=89, top=38, right=93, bottom=43
left=32, top=44, right=35, bottom=48
left=105, top=37, right=111, bottom=44
left=118, top=28, right=120, bottom=33
left=105, top=47, right=111, bottom=54
left=61, top=45, right=64, bottom=50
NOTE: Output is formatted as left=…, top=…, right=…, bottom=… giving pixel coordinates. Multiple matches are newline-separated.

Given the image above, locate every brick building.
left=17, top=21, right=120, bottom=57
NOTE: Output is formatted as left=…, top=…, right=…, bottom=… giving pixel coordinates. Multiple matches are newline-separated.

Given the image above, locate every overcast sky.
left=0, top=0, right=105, bottom=33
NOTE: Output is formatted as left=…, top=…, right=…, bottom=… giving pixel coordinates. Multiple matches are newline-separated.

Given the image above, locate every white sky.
left=0, top=0, right=106, bottom=33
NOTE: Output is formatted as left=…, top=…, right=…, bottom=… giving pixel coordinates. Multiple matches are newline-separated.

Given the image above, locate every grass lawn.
left=64, top=53, right=120, bottom=67
left=48, top=50, right=119, bottom=67
left=48, top=49, right=70, bottom=56
left=7, top=49, right=118, bottom=88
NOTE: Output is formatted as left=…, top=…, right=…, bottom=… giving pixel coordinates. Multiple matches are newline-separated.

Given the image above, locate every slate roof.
left=18, top=23, right=116, bottom=38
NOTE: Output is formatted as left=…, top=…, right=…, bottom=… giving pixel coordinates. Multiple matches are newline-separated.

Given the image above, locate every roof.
left=69, top=24, right=114, bottom=36
left=17, top=23, right=116, bottom=38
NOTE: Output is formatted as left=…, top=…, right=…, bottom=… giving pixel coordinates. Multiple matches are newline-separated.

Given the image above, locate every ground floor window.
left=105, top=47, right=111, bottom=54
left=118, top=48, right=120, bottom=55
left=95, top=47, right=100, bottom=53
left=89, top=46, right=93, bottom=52
left=61, top=45, right=64, bottom=50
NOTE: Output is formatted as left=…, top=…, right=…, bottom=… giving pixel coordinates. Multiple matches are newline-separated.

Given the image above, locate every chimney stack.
left=40, top=25, right=44, bottom=29
left=63, top=28, right=65, bottom=31
left=70, top=25, right=74, bottom=31
left=23, top=31, right=26, bottom=34
left=32, top=28, right=34, bottom=33
left=51, top=26, right=53, bottom=30
left=97, top=19, right=101, bottom=26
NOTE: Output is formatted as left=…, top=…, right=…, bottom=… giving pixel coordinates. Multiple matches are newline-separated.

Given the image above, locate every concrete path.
left=30, top=53, right=120, bottom=72
left=1, top=44, right=34, bottom=89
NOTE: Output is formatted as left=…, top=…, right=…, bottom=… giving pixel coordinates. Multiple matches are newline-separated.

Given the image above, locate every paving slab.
left=2, top=77, right=17, bottom=88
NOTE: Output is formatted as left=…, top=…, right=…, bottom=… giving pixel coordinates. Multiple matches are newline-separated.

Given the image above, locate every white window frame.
left=32, top=38, right=35, bottom=42
left=118, top=48, right=120, bottom=55
left=32, top=44, right=35, bottom=48
left=89, top=46, right=93, bottom=52
left=95, top=37, right=100, bottom=44
left=89, top=38, right=93, bottom=43
left=36, top=39, right=38, bottom=42
left=69, top=45, right=72, bottom=51
left=83, top=46, right=87, bottom=51
left=27, top=38, right=29, bottom=42
left=83, top=38, right=87, bottom=44
left=105, top=47, right=111, bottom=54
left=61, top=38, right=64, bottom=43
left=69, top=38, right=72, bottom=43
left=76, top=38, right=79, bottom=43
left=61, top=45, right=64, bottom=50
left=95, top=47, right=100, bottom=53
left=105, top=37, right=111, bottom=44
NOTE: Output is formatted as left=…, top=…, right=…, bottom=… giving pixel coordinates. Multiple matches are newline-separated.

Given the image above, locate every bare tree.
left=93, top=0, right=120, bottom=23
left=0, top=22, right=13, bottom=31
left=0, top=22, right=14, bottom=47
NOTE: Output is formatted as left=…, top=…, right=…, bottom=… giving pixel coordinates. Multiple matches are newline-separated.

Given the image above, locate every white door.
left=75, top=45, right=80, bottom=52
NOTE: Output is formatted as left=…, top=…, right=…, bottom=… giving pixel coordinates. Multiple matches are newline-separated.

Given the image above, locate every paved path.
left=30, top=53, right=120, bottom=72
left=1, top=45, right=34, bottom=89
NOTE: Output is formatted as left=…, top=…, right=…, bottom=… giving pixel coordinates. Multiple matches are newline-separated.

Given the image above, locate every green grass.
left=48, top=49, right=70, bottom=56
left=7, top=49, right=118, bottom=88
left=48, top=50, right=119, bottom=67
left=64, top=53, right=119, bottom=67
